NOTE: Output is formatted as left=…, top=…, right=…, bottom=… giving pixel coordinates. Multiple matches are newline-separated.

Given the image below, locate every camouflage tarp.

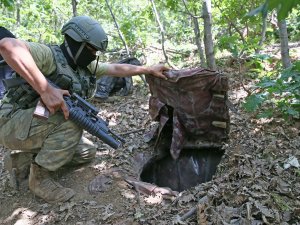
left=145, top=67, right=230, bottom=160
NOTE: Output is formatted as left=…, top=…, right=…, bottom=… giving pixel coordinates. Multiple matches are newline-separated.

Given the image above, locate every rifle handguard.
left=66, top=98, right=122, bottom=149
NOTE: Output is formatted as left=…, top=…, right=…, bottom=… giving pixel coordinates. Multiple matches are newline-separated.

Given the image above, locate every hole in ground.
left=140, top=148, right=224, bottom=192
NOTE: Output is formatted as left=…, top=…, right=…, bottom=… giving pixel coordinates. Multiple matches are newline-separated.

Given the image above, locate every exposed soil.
left=0, top=66, right=300, bottom=224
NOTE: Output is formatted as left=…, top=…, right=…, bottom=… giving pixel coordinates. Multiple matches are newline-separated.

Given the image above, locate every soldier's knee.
left=71, top=146, right=97, bottom=165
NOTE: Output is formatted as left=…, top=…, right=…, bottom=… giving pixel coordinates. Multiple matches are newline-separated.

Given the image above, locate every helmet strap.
left=74, top=42, right=86, bottom=63
left=64, top=38, right=76, bottom=64
left=64, top=38, right=86, bottom=66
left=93, top=55, right=100, bottom=76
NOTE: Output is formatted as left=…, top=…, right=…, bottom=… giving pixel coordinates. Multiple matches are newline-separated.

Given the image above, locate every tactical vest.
left=4, top=45, right=97, bottom=110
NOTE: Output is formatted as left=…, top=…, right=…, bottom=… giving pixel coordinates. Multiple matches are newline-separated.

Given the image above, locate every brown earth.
left=0, top=68, right=300, bottom=225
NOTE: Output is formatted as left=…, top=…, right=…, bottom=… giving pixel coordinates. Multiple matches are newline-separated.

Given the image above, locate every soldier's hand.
left=149, top=64, right=169, bottom=80
left=40, top=84, right=70, bottom=120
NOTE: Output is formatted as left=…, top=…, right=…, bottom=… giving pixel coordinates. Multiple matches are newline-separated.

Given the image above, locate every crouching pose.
left=0, top=15, right=168, bottom=203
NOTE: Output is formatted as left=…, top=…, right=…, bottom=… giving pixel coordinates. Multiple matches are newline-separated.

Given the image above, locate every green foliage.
left=244, top=0, right=300, bottom=121
left=248, top=0, right=300, bottom=20
left=214, top=0, right=262, bottom=34
left=268, top=0, right=300, bottom=20
left=245, top=53, right=273, bottom=76
left=243, top=93, right=268, bottom=112
left=243, top=61, right=300, bottom=119
left=119, top=7, right=155, bottom=48
left=216, top=35, right=240, bottom=58
left=0, top=0, right=14, bottom=9
left=165, top=0, right=179, bottom=11
left=0, top=17, right=16, bottom=28
left=286, top=10, right=300, bottom=41
left=216, top=34, right=263, bottom=65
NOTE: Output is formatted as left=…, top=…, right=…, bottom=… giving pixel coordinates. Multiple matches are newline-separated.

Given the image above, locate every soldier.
left=0, top=15, right=168, bottom=203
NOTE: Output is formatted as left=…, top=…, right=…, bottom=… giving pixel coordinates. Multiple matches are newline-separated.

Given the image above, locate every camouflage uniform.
left=0, top=42, right=108, bottom=171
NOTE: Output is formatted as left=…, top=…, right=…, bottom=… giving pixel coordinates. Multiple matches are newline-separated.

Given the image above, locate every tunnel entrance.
left=142, top=67, right=230, bottom=192
left=140, top=148, right=224, bottom=192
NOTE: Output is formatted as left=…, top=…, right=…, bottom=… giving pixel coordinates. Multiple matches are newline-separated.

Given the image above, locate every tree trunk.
left=202, top=0, right=216, bottom=70
left=72, top=0, right=78, bottom=17
left=277, top=19, right=291, bottom=68
left=193, top=17, right=206, bottom=67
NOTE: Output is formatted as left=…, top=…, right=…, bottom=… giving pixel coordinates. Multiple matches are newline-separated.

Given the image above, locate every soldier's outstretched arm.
left=104, top=63, right=169, bottom=80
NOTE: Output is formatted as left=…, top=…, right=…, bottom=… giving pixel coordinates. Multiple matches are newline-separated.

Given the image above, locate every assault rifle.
left=3, top=78, right=125, bottom=149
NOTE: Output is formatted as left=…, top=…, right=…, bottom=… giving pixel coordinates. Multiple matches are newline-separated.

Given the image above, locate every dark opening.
left=140, top=148, right=224, bottom=192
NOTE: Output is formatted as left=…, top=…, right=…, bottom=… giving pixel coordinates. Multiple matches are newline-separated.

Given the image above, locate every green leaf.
left=257, top=78, right=276, bottom=88
left=268, top=0, right=281, bottom=10
left=243, top=94, right=267, bottom=112
left=249, top=0, right=300, bottom=20
left=286, top=107, right=299, bottom=118
left=254, top=53, right=272, bottom=61
left=1, top=0, right=14, bottom=9
left=294, top=61, right=300, bottom=69
left=277, top=0, right=300, bottom=20
left=257, top=109, right=274, bottom=118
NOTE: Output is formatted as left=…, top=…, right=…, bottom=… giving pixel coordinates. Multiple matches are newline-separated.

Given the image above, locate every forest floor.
left=0, top=45, right=300, bottom=225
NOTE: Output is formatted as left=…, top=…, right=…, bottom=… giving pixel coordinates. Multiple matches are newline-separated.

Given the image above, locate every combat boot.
left=4, top=151, right=33, bottom=190
left=29, top=163, right=75, bottom=203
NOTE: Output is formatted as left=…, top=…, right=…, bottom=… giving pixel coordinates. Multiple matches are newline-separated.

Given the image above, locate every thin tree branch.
left=150, top=0, right=178, bottom=69
left=105, top=0, right=130, bottom=56
left=214, top=1, right=246, bottom=44
left=181, top=0, right=203, bottom=19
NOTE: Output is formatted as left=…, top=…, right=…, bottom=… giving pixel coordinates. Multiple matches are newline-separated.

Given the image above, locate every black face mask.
left=76, top=45, right=96, bottom=68
left=61, top=35, right=96, bottom=68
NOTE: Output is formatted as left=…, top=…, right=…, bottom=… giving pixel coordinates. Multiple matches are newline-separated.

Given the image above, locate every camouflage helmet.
left=61, top=15, right=108, bottom=52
